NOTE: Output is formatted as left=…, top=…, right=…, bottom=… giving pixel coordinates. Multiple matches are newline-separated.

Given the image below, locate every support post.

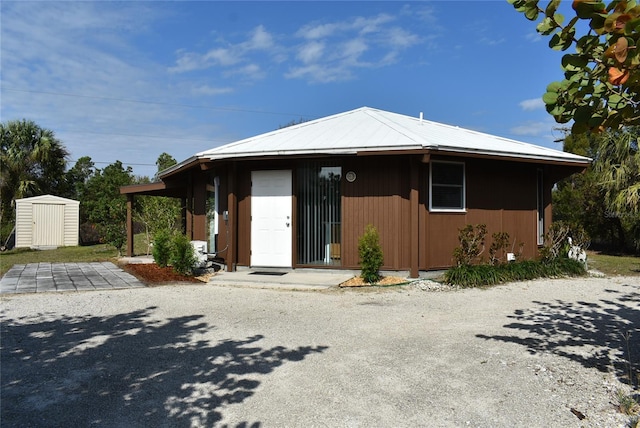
left=410, top=158, right=419, bottom=278
left=126, top=194, right=134, bottom=257
left=226, top=163, right=237, bottom=272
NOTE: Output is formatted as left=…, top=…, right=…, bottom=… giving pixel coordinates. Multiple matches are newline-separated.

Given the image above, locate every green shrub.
left=453, top=224, right=487, bottom=266
left=444, top=258, right=586, bottom=288
left=489, top=231, right=511, bottom=265
left=170, top=233, right=197, bottom=275
left=358, top=224, right=383, bottom=284
left=152, top=229, right=172, bottom=268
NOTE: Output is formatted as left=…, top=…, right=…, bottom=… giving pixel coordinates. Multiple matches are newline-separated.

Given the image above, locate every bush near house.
left=358, top=224, right=384, bottom=284
left=445, top=223, right=587, bottom=287
left=151, top=229, right=197, bottom=276
left=152, top=229, right=172, bottom=268
left=169, top=233, right=198, bottom=276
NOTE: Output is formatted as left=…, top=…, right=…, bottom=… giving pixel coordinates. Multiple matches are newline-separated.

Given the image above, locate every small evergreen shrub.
left=453, top=224, right=487, bottom=266
left=152, top=229, right=172, bottom=268
left=170, top=233, right=198, bottom=275
left=358, top=224, right=384, bottom=284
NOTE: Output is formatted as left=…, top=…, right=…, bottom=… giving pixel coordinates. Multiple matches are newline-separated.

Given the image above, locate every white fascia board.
left=431, top=145, right=591, bottom=164
left=158, top=155, right=199, bottom=178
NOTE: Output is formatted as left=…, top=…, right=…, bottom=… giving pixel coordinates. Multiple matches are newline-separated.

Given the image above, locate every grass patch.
left=587, top=251, right=640, bottom=276
left=0, top=234, right=150, bottom=277
left=0, top=245, right=117, bottom=276
left=444, top=258, right=587, bottom=288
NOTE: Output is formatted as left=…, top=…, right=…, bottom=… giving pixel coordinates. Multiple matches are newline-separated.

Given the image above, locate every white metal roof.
left=165, top=107, right=589, bottom=175
left=15, top=194, right=79, bottom=205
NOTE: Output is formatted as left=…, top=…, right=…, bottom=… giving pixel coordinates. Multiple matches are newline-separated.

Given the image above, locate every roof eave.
left=158, top=155, right=201, bottom=179
left=429, top=146, right=591, bottom=167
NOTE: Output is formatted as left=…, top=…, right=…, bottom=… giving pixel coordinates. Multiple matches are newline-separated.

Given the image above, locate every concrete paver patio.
left=0, top=262, right=145, bottom=294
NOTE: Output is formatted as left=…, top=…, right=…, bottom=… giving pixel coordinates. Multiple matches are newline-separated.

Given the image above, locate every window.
left=430, top=161, right=465, bottom=211
left=296, top=162, right=342, bottom=266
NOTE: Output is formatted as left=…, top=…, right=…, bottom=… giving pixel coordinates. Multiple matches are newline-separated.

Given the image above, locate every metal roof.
left=163, top=107, right=589, bottom=176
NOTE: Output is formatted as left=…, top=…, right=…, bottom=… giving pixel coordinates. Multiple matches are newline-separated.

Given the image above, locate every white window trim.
left=429, top=160, right=466, bottom=212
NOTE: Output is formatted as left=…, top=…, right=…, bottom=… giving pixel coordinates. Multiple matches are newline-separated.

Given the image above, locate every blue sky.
left=2, top=1, right=571, bottom=178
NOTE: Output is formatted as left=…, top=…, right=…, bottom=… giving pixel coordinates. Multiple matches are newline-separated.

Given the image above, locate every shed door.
left=251, top=170, right=292, bottom=267
left=33, top=203, right=64, bottom=246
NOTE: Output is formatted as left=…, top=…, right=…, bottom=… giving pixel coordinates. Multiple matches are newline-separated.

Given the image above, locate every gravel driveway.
left=1, top=276, right=639, bottom=427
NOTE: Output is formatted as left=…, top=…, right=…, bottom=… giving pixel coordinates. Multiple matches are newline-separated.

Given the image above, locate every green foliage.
left=539, top=221, right=590, bottom=262
left=554, top=129, right=640, bottom=253
left=509, top=0, right=640, bottom=134
left=154, top=152, right=177, bottom=181
left=617, top=389, right=640, bottom=415
left=444, top=258, right=586, bottom=288
left=135, top=153, right=181, bottom=255
left=152, top=229, right=173, bottom=268
left=595, top=131, right=640, bottom=251
left=60, top=156, right=95, bottom=205
left=358, top=224, right=384, bottom=284
left=453, top=224, right=487, bottom=266
left=0, top=119, right=69, bottom=227
left=83, top=160, right=134, bottom=253
left=170, top=233, right=198, bottom=276
left=100, top=223, right=127, bottom=257
left=489, top=232, right=512, bottom=266
left=135, top=196, right=181, bottom=255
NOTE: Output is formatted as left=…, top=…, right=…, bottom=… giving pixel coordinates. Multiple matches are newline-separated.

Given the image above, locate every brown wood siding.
left=202, top=155, right=562, bottom=272
left=342, top=156, right=412, bottom=270
left=422, top=158, right=542, bottom=269
left=236, top=169, right=252, bottom=267
left=191, top=172, right=208, bottom=241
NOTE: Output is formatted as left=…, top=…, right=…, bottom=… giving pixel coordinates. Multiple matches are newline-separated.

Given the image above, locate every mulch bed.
left=123, top=263, right=203, bottom=285
left=339, top=275, right=409, bottom=287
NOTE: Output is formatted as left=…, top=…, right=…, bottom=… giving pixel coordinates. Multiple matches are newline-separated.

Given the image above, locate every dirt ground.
left=1, top=275, right=639, bottom=427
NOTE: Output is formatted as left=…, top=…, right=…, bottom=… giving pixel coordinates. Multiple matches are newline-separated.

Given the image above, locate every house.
left=121, top=107, right=590, bottom=277
left=15, top=194, right=80, bottom=249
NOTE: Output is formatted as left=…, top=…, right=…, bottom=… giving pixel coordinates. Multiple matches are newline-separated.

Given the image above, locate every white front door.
left=251, top=170, right=292, bottom=267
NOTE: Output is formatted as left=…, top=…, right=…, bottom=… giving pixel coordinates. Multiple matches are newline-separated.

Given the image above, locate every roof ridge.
left=196, top=107, right=371, bottom=157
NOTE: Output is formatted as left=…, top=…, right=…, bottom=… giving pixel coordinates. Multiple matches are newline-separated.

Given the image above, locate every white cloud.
left=297, top=41, right=325, bottom=64
left=510, top=121, right=552, bottom=136
left=285, top=64, right=353, bottom=83
left=339, top=39, right=368, bottom=63
left=352, top=14, right=394, bottom=35
left=386, top=27, right=421, bottom=49
left=1, top=2, right=226, bottom=177
left=244, top=25, right=275, bottom=50
left=191, top=85, right=234, bottom=96
left=297, top=22, right=341, bottom=40
left=525, top=32, right=542, bottom=42
left=519, top=98, right=545, bottom=111
left=288, top=12, right=422, bottom=83
left=233, top=64, right=265, bottom=80
left=169, top=25, right=279, bottom=76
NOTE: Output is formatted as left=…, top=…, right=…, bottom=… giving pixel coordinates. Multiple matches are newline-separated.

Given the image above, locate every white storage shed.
left=15, top=195, right=80, bottom=249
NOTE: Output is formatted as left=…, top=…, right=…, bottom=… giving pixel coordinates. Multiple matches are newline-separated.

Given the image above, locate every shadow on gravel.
left=477, top=283, right=640, bottom=385
left=1, top=307, right=327, bottom=427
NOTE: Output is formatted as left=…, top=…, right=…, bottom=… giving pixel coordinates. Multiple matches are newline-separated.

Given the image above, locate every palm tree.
left=0, top=119, right=69, bottom=226
left=595, top=129, right=640, bottom=215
